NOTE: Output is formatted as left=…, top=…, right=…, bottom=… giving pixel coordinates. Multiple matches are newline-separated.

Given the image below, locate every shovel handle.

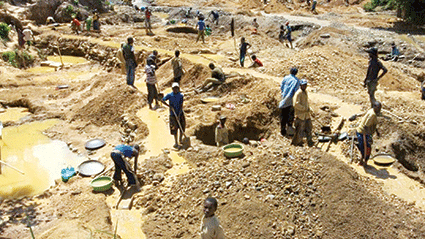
left=170, top=107, right=186, bottom=138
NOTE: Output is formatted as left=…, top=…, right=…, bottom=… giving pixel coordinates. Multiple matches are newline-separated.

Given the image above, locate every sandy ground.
left=1, top=0, right=425, bottom=238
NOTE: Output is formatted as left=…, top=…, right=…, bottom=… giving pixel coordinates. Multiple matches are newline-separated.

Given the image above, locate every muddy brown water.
left=0, top=119, right=84, bottom=199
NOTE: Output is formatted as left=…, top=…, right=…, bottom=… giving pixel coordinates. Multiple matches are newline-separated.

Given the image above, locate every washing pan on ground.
left=78, top=160, right=105, bottom=176
left=372, top=154, right=396, bottom=167
left=85, top=138, right=106, bottom=150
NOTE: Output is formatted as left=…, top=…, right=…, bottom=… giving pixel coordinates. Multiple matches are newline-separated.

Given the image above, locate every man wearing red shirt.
left=71, top=17, right=81, bottom=34
left=248, top=55, right=263, bottom=68
left=145, top=7, right=153, bottom=35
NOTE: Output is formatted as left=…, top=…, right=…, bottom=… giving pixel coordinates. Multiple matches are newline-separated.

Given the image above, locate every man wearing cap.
left=215, top=116, right=229, bottom=147
left=279, top=67, right=300, bottom=136
left=292, top=79, right=314, bottom=147
left=196, top=63, right=225, bottom=93
left=364, top=47, right=387, bottom=107
left=162, top=83, right=186, bottom=149
left=122, top=37, right=138, bottom=86
left=110, top=144, right=140, bottom=187
left=356, top=101, right=381, bottom=166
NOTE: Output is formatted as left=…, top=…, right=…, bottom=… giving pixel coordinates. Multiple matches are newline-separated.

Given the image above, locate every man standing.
left=145, top=58, right=159, bottom=109
left=147, top=50, right=159, bottom=69
left=239, top=37, right=251, bottom=67
left=22, top=27, right=34, bottom=50
left=311, top=0, right=318, bottom=14
left=292, top=79, right=314, bottom=147
left=93, top=10, right=100, bottom=30
left=122, top=37, right=137, bottom=86
left=215, top=116, right=229, bottom=147
left=110, top=144, right=140, bottom=187
left=171, top=50, right=184, bottom=83
left=85, top=16, right=93, bottom=32
left=284, top=21, right=293, bottom=49
left=356, top=101, right=381, bottom=166
left=196, top=63, right=225, bottom=93
left=279, top=67, right=300, bottom=136
left=145, top=7, right=153, bottom=35
left=200, top=197, right=225, bottom=239
left=162, top=83, right=185, bottom=149
left=364, top=47, right=387, bottom=107
left=196, top=15, right=206, bottom=43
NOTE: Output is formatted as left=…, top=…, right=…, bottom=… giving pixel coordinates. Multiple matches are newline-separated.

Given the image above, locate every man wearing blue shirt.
left=279, top=67, right=300, bottom=136
left=196, top=16, right=206, bottom=43
left=110, top=144, right=140, bottom=187
left=162, top=82, right=186, bottom=148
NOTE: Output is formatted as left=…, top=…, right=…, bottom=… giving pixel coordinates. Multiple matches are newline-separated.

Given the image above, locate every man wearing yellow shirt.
left=356, top=101, right=381, bottom=166
left=292, top=79, right=314, bottom=147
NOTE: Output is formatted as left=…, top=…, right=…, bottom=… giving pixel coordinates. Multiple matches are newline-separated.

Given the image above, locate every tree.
left=397, top=0, right=425, bottom=25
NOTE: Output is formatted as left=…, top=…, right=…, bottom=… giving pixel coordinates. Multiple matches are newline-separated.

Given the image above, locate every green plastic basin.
left=223, top=143, right=244, bottom=157
left=90, top=176, right=113, bottom=192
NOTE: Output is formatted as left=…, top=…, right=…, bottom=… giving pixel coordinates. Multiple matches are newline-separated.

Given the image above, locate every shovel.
left=170, top=107, right=191, bottom=149
left=311, top=113, right=331, bottom=133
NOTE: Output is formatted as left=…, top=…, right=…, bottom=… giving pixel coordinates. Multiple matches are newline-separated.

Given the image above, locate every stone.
left=320, top=34, right=331, bottom=38
left=153, top=173, right=165, bottom=182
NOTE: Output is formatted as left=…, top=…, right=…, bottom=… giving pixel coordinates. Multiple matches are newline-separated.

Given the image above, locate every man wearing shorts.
left=162, top=82, right=185, bottom=149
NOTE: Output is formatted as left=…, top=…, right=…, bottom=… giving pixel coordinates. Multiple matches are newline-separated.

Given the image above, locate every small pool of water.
left=47, top=56, right=88, bottom=64
left=26, top=66, right=56, bottom=73
left=0, top=120, right=84, bottom=199
left=0, top=108, right=30, bottom=122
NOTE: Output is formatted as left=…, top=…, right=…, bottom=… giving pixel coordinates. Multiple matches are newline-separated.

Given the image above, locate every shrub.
left=2, top=50, right=35, bottom=68
left=65, top=5, right=74, bottom=15
left=0, top=22, right=11, bottom=40
left=0, top=1, right=4, bottom=8
left=2, top=51, right=17, bottom=67
left=398, top=0, right=425, bottom=25
left=363, top=0, right=398, bottom=12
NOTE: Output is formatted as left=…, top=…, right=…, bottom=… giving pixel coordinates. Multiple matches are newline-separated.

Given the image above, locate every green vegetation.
left=0, top=1, right=5, bottom=8
left=65, top=5, right=75, bottom=15
left=0, top=22, right=11, bottom=40
left=364, top=0, right=397, bottom=12
left=2, top=51, right=17, bottom=67
left=364, top=0, right=425, bottom=25
left=2, top=50, right=35, bottom=68
left=398, top=0, right=425, bottom=24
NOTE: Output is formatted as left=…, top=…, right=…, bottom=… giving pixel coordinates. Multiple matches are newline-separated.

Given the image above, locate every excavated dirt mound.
left=139, top=139, right=425, bottom=238
left=70, top=76, right=144, bottom=127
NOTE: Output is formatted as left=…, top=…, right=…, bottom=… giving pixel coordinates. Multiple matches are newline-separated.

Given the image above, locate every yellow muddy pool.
left=0, top=120, right=84, bottom=199
left=0, top=108, right=30, bottom=122
left=47, top=56, right=88, bottom=64
left=26, top=66, right=56, bottom=73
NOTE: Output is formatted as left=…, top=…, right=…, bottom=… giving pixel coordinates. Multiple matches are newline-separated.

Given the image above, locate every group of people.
left=278, top=46, right=388, bottom=166
left=69, top=10, right=100, bottom=34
